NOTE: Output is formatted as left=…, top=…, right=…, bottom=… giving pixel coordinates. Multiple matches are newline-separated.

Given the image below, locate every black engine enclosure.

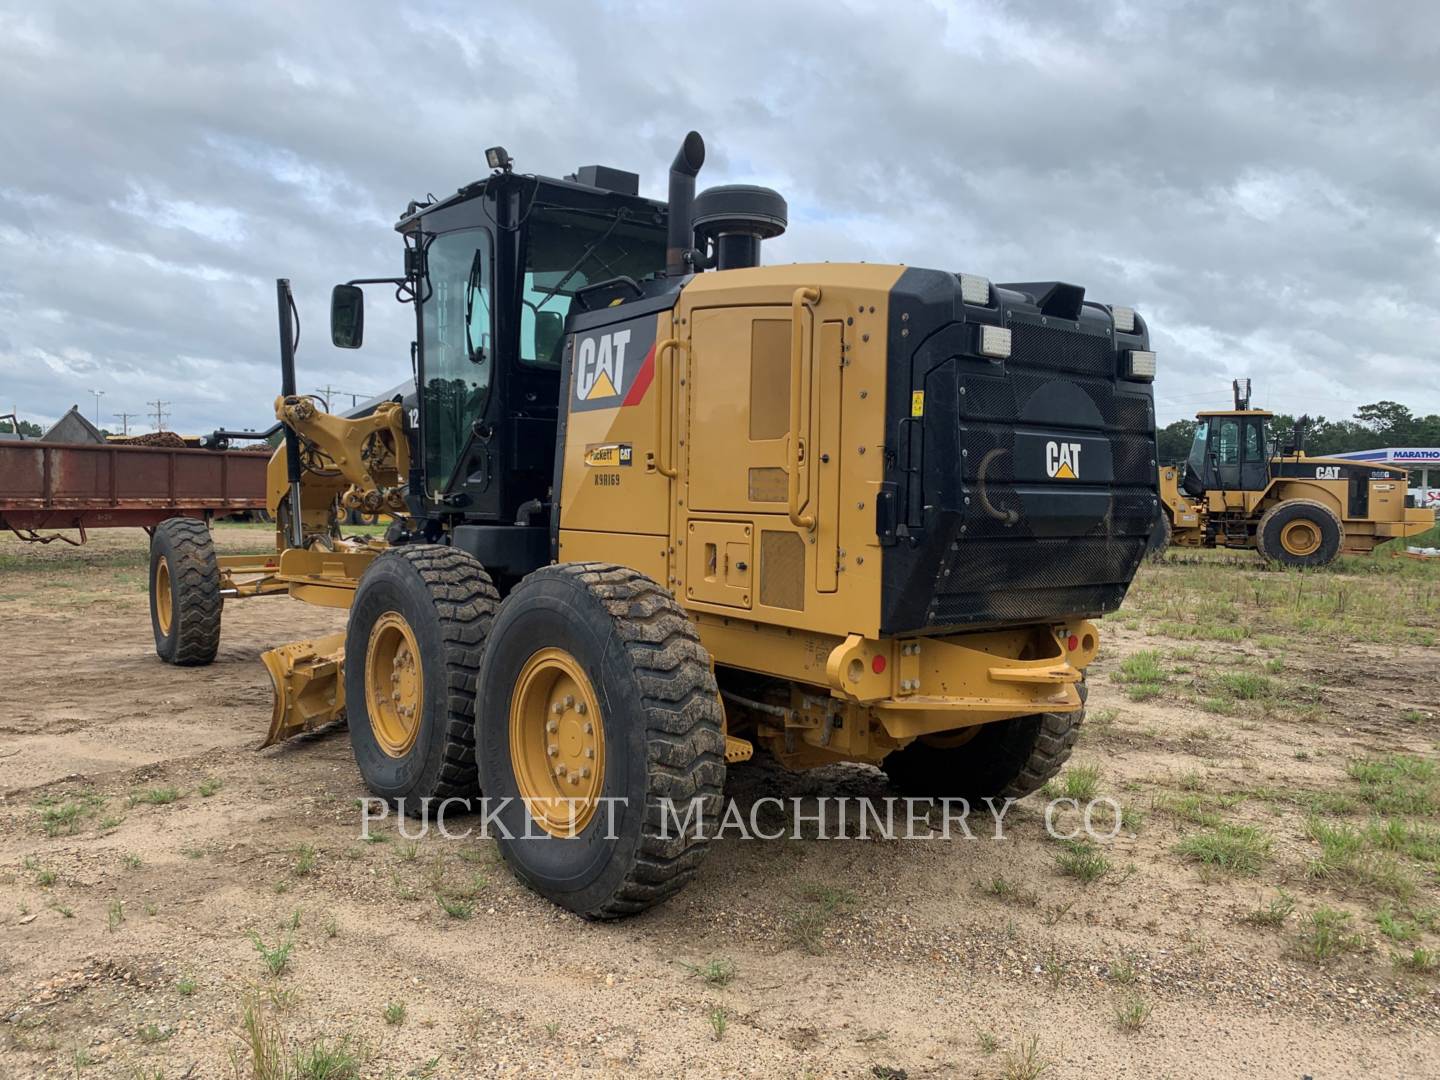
left=878, top=269, right=1158, bottom=635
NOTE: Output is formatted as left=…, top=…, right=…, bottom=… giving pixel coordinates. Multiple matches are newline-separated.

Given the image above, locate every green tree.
left=1156, top=419, right=1198, bottom=465
left=0, top=418, right=43, bottom=437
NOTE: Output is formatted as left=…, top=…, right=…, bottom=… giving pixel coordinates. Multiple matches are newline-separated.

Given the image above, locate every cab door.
left=1208, top=417, right=1242, bottom=491
left=1239, top=416, right=1270, bottom=491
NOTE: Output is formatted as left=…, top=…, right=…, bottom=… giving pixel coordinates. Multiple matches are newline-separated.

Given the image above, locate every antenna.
left=1232, top=378, right=1251, bottom=411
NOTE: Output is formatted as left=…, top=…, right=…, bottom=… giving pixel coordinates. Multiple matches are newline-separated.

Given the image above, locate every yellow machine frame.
left=243, top=270, right=1103, bottom=766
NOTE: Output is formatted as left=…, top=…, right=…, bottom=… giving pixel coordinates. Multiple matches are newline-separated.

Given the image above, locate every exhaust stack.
left=666, top=131, right=706, bottom=277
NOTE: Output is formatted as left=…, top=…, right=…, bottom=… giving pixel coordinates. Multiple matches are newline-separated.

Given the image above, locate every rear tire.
left=1146, top=507, right=1172, bottom=561
left=345, top=545, right=498, bottom=808
left=149, top=517, right=221, bottom=666
left=883, top=680, right=1086, bottom=800
left=1256, top=499, right=1342, bottom=568
left=476, top=563, right=725, bottom=919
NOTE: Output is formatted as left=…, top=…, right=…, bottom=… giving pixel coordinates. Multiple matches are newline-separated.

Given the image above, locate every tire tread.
left=527, top=562, right=725, bottom=919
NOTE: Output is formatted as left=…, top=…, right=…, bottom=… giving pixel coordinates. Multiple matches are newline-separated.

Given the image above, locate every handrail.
left=787, top=287, right=821, bottom=529
left=655, top=338, right=684, bottom=478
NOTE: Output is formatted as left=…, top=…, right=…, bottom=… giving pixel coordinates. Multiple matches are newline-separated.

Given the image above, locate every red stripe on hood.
left=621, top=342, right=657, bottom=406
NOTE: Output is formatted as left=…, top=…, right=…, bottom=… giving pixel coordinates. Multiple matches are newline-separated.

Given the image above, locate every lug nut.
left=546, top=720, right=558, bottom=733
left=556, top=764, right=568, bottom=777
left=576, top=702, right=587, bottom=715
left=547, top=745, right=558, bottom=757
left=580, top=767, right=591, bottom=779
left=563, top=695, right=575, bottom=709
left=585, top=748, right=594, bottom=759
left=583, top=722, right=594, bottom=735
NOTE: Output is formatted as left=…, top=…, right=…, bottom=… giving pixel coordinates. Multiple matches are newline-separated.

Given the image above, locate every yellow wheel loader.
left=148, top=133, right=1161, bottom=917
left=1153, top=384, right=1433, bottom=567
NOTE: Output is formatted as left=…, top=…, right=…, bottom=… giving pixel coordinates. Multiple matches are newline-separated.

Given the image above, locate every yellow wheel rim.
left=154, top=555, right=173, bottom=636
left=509, top=647, right=605, bottom=837
left=365, top=612, right=423, bottom=758
left=1280, top=519, right=1321, bottom=557
left=919, top=727, right=981, bottom=750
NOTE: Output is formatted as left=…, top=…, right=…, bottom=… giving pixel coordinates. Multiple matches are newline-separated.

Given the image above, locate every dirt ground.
left=1, top=526, right=1438, bottom=1079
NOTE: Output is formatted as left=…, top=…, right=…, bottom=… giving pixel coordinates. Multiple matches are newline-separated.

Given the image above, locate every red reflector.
left=872, top=655, right=887, bottom=674
left=1067, top=634, right=1079, bottom=652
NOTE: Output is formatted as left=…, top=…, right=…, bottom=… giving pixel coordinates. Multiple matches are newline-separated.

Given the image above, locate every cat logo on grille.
left=1045, top=440, right=1082, bottom=480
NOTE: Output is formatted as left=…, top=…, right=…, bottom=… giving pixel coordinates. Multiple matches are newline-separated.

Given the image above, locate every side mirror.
left=534, top=310, right=564, bottom=362
left=331, top=284, right=364, bottom=349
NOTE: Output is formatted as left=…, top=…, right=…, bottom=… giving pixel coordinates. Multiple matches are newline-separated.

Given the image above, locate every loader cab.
left=1185, top=410, right=1272, bottom=495
left=338, top=165, right=669, bottom=531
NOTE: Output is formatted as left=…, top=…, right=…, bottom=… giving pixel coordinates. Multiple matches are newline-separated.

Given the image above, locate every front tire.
left=1256, top=499, right=1342, bottom=568
left=345, top=545, right=497, bottom=807
left=149, top=517, right=221, bottom=666
left=476, top=563, right=725, bottom=918
left=883, top=681, right=1086, bottom=800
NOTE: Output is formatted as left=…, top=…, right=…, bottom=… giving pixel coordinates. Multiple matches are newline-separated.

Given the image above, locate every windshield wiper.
left=464, top=249, right=488, bottom=363
left=530, top=208, right=631, bottom=313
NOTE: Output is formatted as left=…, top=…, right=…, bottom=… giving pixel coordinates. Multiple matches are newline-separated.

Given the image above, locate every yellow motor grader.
left=147, top=133, right=1160, bottom=916
left=1152, top=383, right=1432, bottom=567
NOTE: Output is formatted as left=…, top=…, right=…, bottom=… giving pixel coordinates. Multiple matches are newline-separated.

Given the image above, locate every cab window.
left=421, top=228, right=493, bottom=497
left=519, top=204, right=666, bottom=368
left=1215, top=419, right=1240, bottom=466
left=1243, top=418, right=1265, bottom=461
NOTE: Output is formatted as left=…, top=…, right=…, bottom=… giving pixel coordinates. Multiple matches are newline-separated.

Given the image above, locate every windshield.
left=520, top=204, right=666, bottom=368
left=1186, top=421, right=1209, bottom=474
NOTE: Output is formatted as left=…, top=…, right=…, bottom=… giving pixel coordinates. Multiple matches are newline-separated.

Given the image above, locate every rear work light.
left=978, top=325, right=1011, bottom=359
left=1125, top=349, right=1156, bottom=380
left=1111, top=306, right=1136, bottom=333
left=959, top=273, right=992, bottom=305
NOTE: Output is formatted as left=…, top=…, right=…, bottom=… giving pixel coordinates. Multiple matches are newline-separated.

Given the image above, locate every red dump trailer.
left=0, top=440, right=268, bottom=541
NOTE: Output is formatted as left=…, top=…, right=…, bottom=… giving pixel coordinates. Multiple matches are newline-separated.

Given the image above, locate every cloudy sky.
left=2, top=0, right=1437, bottom=435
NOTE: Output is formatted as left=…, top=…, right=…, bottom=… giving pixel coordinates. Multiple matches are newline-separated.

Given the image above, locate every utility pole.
left=112, top=411, right=138, bottom=436
left=148, top=400, right=171, bottom=432
left=89, top=389, right=105, bottom=426
left=314, top=385, right=370, bottom=412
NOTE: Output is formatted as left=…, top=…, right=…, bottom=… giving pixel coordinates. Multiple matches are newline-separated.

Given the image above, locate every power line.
left=313, top=385, right=372, bottom=411
left=112, top=411, right=139, bottom=436
left=148, top=400, right=171, bottom=432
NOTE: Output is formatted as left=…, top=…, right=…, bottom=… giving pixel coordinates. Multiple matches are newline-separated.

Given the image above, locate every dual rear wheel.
left=347, top=555, right=725, bottom=918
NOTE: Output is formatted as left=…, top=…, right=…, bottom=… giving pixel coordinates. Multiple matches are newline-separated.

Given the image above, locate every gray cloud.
left=1, top=0, right=1436, bottom=434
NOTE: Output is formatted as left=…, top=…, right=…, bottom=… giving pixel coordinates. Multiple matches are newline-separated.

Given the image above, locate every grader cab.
left=147, top=132, right=1161, bottom=917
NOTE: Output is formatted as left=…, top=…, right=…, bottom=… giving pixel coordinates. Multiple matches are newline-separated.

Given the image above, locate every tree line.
left=1156, top=400, right=1438, bottom=465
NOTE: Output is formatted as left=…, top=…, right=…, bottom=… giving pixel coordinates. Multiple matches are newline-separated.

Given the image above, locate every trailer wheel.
left=476, top=563, right=725, bottom=918
left=345, top=545, right=498, bottom=809
left=1256, top=499, right=1342, bottom=568
left=883, top=679, right=1086, bottom=801
left=149, top=517, right=222, bottom=666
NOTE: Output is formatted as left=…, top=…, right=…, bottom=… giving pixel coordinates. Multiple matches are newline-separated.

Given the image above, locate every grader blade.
left=260, top=632, right=347, bottom=747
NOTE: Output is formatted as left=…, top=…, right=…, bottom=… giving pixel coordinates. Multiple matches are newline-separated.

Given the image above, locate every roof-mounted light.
left=959, top=273, right=991, bottom=306
left=1112, top=306, right=1136, bottom=333
left=485, top=146, right=513, bottom=172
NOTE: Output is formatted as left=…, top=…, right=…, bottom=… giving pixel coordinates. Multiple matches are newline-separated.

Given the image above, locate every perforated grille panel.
left=759, top=530, right=805, bottom=610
